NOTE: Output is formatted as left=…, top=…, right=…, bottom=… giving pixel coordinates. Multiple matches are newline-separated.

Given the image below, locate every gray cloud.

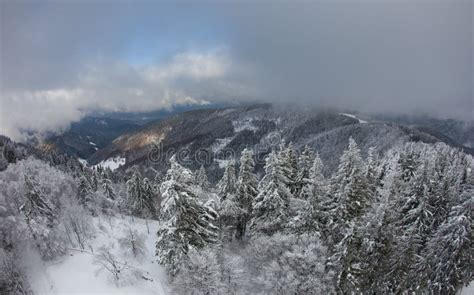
left=223, top=0, right=472, bottom=117
left=0, top=0, right=472, bottom=140
left=0, top=49, right=257, bottom=139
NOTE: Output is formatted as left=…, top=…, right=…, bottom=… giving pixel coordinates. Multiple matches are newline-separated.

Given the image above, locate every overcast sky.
left=1, top=0, right=472, bottom=140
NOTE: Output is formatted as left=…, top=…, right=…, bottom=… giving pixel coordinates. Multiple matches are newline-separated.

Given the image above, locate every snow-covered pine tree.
left=296, top=145, right=315, bottom=199
left=418, top=175, right=473, bottom=294
left=216, top=161, right=242, bottom=239
left=234, top=148, right=258, bottom=239
left=251, top=151, right=292, bottom=235
left=102, top=166, right=115, bottom=182
left=387, top=161, right=434, bottom=292
left=397, top=143, right=422, bottom=182
left=301, top=152, right=327, bottom=231
left=77, top=175, right=93, bottom=207
left=126, top=173, right=156, bottom=218
left=365, top=147, right=379, bottom=199
left=21, top=175, right=55, bottom=226
left=101, top=174, right=116, bottom=201
left=0, top=153, right=8, bottom=171
left=328, top=221, right=365, bottom=293
left=278, top=142, right=298, bottom=195
left=387, top=145, right=469, bottom=292
left=0, top=250, right=33, bottom=294
left=219, top=197, right=242, bottom=242
left=430, top=146, right=468, bottom=228
left=142, top=177, right=157, bottom=218
left=300, top=152, right=325, bottom=200
left=383, top=144, right=424, bottom=219
left=324, top=137, right=369, bottom=244
left=20, top=175, right=64, bottom=259
left=156, top=156, right=218, bottom=275
left=126, top=172, right=143, bottom=213
left=244, top=233, right=334, bottom=294
left=331, top=149, right=396, bottom=294
left=287, top=146, right=316, bottom=233
left=172, top=247, right=222, bottom=294
left=357, top=193, right=395, bottom=293
left=217, top=161, right=237, bottom=201
left=90, top=170, right=99, bottom=191
left=98, top=173, right=117, bottom=215
left=195, top=165, right=210, bottom=190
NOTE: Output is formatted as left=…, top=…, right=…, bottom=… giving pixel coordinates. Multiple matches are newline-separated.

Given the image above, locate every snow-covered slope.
left=28, top=216, right=169, bottom=294
left=460, top=281, right=474, bottom=295
left=339, top=112, right=368, bottom=123
left=95, top=156, right=126, bottom=171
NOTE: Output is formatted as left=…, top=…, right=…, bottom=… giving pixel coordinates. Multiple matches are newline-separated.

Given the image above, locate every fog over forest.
left=0, top=1, right=473, bottom=294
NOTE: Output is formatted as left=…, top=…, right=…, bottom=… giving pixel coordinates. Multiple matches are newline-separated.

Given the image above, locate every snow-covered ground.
left=95, top=157, right=126, bottom=171
left=211, top=137, right=233, bottom=153
left=78, top=158, right=89, bottom=167
left=89, top=141, right=99, bottom=151
left=339, top=113, right=368, bottom=124
left=28, top=216, right=169, bottom=294
left=460, top=281, right=474, bottom=295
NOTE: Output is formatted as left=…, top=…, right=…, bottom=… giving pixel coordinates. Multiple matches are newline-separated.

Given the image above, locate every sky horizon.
left=1, top=0, right=472, bottom=140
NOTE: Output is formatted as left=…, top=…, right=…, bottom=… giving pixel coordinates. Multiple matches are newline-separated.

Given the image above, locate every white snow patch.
left=460, top=281, right=474, bottom=295
left=272, top=117, right=282, bottom=126
left=89, top=141, right=97, bottom=146
left=218, top=108, right=236, bottom=116
left=211, top=137, right=233, bottom=153
left=96, top=157, right=126, bottom=171
left=215, top=158, right=231, bottom=169
left=78, top=158, right=88, bottom=166
left=232, top=118, right=258, bottom=132
left=28, top=216, right=169, bottom=295
left=339, top=113, right=368, bottom=124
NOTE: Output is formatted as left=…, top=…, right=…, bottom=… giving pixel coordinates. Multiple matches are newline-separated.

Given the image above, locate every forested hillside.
left=1, top=133, right=472, bottom=294
left=51, top=104, right=473, bottom=184
left=3, top=0, right=471, bottom=293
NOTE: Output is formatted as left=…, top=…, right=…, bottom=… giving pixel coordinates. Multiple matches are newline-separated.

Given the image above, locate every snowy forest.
left=0, top=135, right=472, bottom=294
left=2, top=0, right=473, bottom=293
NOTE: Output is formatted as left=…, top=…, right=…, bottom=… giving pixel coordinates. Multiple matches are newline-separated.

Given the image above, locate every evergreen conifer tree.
left=324, top=137, right=369, bottom=243
left=156, top=156, right=218, bottom=275
left=278, top=142, right=298, bottom=195
left=251, top=151, right=292, bottom=235
left=234, top=149, right=258, bottom=239
left=301, top=153, right=327, bottom=231
left=296, top=145, right=315, bottom=198
left=419, top=177, right=473, bottom=294
left=101, top=174, right=116, bottom=201
left=196, top=165, right=210, bottom=190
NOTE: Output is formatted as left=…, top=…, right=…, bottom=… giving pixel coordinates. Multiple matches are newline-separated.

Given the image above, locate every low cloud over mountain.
left=1, top=1, right=472, bottom=140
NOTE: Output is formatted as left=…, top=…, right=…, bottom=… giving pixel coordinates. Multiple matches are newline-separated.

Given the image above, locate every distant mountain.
left=44, top=117, right=140, bottom=159
left=91, top=103, right=229, bottom=125
left=373, top=114, right=474, bottom=149
left=79, top=104, right=473, bottom=182
left=42, top=103, right=229, bottom=159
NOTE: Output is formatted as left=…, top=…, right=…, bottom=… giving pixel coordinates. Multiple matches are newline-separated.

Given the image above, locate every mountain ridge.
left=69, top=104, right=473, bottom=182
